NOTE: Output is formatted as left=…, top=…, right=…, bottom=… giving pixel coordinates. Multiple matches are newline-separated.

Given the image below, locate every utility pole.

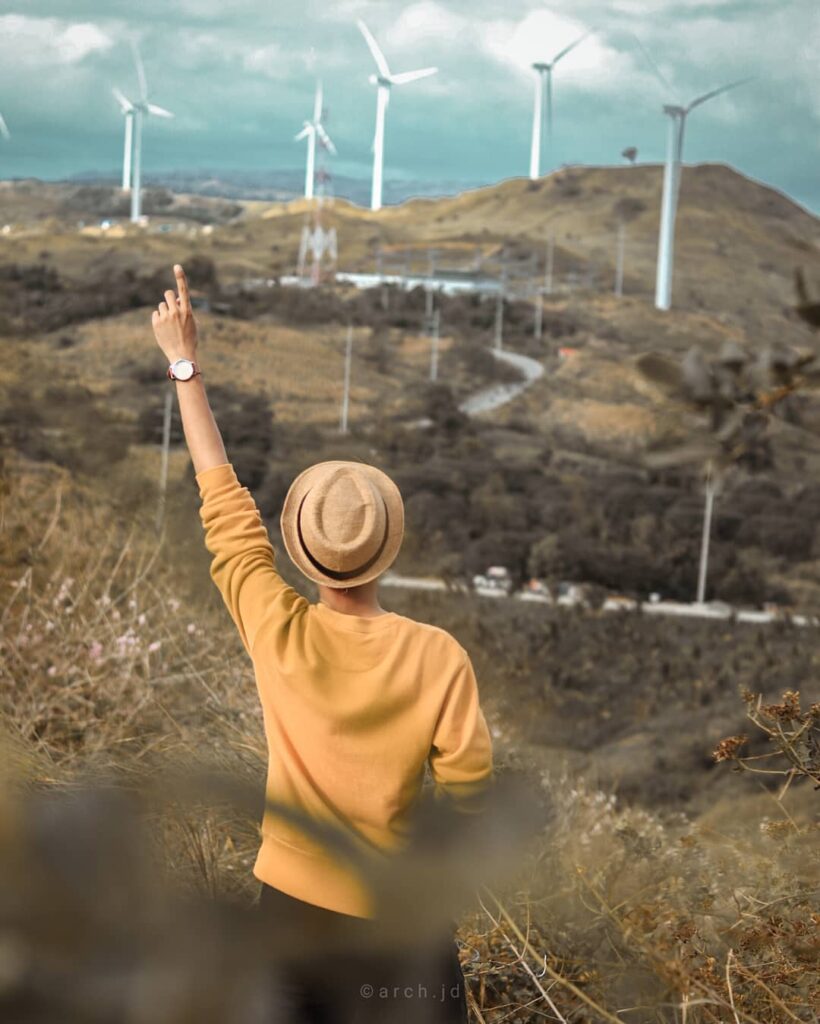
left=534, top=288, right=543, bottom=341
left=614, top=221, right=625, bottom=298
left=425, top=248, right=436, bottom=321
left=696, top=465, right=716, bottom=605
left=340, top=324, right=353, bottom=434
left=545, top=233, right=554, bottom=296
left=376, top=244, right=388, bottom=310
left=430, top=307, right=440, bottom=382
left=155, top=388, right=173, bottom=532
left=494, top=250, right=507, bottom=351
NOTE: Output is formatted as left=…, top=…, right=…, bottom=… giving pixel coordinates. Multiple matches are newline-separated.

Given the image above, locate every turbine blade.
left=313, top=79, right=323, bottom=123
left=390, top=67, right=438, bottom=85
left=627, top=31, right=675, bottom=100
left=112, top=86, right=134, bottom=113
left=552, top=28, right=593, bottom=66
left=687, top=75, right=754, bottom=113
left=0, top=113, right=9, bottom=141
left=146, top=103, right=174, bottom=118
left=295, top=124, right=312, bottom=141
left=316, top=124, right=336, bottom=154
left=131, top=39, right=148, bottom=101
left=357, top=19, right=391, bottom=78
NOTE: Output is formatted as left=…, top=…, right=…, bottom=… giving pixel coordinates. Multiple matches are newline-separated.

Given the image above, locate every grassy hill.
left=1, top=166, right=819, bottom=1021
left=2, top=164, right=820, bottom=612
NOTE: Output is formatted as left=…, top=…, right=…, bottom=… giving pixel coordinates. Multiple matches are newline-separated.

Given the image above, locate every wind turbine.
left=126, top=40, right=174, bottom=224
left=0, top=112, right=10, bottom=142
left=295, top=80, right=336, bottom=201
left=357, top=19, right=437, bottom=212
left=529, top=30, right=592, bottom=180
left=112, top=88, right=135, bottom=190
left=655, top=77, right=752, bottom=311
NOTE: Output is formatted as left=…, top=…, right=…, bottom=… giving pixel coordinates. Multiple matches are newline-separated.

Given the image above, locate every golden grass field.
left=1, top=166, right=819, bottom=1020
left=1, top=446, right=818, bottom=1021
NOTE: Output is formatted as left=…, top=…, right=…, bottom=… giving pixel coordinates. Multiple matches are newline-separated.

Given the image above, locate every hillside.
left=2, top=163, right=820, bottom=610
left=2, top=166, right=819, bottom=1021
left=3, top=164, right=818, bottom=326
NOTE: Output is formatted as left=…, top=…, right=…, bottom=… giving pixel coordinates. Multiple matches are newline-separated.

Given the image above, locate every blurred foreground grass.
left=1, top=451, right=818, bottom=1021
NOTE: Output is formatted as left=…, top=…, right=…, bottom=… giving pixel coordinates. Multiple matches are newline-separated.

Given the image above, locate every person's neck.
left=317, top=580, right=386, bottom=618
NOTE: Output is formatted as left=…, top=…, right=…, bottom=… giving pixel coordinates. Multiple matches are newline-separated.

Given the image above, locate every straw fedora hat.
left=280, top=461, right=404, bottom=589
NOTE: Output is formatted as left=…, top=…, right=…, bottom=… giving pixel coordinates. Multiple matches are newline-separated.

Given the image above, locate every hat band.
left=296, top=492, right=390, bottom=582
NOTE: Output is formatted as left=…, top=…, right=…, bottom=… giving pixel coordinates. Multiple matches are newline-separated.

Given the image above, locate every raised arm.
left=151, top=264, right=227, bottom=476
left=151, top=265, right=306, bottom=657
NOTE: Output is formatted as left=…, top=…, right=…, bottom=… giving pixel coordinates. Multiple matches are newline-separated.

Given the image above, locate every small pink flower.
left=47, top=666, right=57, bottom=677
left=45, top=621, right=55, bottom=632
left=115, top=630, right=138, bottom=652
left=186, top=623, right=196, bottom=635
left=148, top=640, right=161, bottom=653
left=89, top=641, right=104, bottom=661
left=138, top=613, right=147, bottom=626
left=168, top=598, right=181, bottom=612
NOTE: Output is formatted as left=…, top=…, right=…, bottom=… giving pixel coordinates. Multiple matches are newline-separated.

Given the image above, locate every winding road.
left=392, top=349, right=816, bottom=629
left=458, top=348, right=545, bottom=416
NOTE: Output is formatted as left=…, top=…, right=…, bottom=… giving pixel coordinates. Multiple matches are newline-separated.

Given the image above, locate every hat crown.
left=299, top=466, right=387, bottom=574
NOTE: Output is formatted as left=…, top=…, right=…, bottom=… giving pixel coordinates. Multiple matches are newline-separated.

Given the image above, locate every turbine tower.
left=126, top=40, right=174, bottom=224
left=655, top=77, right=751, bottom=311
left=529, top=30, right=591, bottom=180
left=357, top=19, right=437, bottom=212
left=112, top=88, right=135, bottom=190
left=295, top=80, right=336, bottom=201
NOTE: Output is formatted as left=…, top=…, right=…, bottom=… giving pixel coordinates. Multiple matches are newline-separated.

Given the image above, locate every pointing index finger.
left=174, top=264, right=190, bottom=314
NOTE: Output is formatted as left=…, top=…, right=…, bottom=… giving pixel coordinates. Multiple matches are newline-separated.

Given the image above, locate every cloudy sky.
left=0, top=1, right=817, bottom=210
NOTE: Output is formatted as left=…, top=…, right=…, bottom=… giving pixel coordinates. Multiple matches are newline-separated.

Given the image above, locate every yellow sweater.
left=196, top=462, right=494, bottom=918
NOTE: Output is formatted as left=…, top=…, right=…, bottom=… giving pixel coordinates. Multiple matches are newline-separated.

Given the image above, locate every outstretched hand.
left=152, top=264, right=198, bottom=363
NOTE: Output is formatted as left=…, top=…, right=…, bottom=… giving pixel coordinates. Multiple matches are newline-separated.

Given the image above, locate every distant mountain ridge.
left=59, top=167, right=487, bottom=207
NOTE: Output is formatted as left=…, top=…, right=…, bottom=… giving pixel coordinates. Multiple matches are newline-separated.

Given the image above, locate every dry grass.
left=1, top=449, right=818, bottom=1021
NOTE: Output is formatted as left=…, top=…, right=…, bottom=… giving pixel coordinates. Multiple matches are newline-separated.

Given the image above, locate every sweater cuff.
left=195, top=462, right=237, bottom=496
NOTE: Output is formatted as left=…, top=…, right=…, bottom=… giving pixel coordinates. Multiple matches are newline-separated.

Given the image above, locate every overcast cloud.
left=0, top=1, right=816, bottom=210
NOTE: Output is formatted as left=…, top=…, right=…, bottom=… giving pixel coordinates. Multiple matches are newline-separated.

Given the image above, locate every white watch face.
left=174, top=359, right=194, bottom=380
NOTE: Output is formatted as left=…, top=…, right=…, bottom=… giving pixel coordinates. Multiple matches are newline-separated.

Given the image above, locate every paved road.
left=380, top=572, right=817, bottom=628
left=459, top=349, right=545, bottom=417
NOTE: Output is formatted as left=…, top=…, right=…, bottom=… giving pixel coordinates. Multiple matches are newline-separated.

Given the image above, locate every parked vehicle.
left=555, top=581, right=588, bottom=608
left=602, top=595, right=638, bottom=613
left=472, top=565, right=513, bottom=597
left=519, top=577, right=551, bottom=601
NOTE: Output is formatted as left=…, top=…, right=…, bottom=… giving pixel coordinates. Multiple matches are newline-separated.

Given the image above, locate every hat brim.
left=280, top=460, right=404, bottom=589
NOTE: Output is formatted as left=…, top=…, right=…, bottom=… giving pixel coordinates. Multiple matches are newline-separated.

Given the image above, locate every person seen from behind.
left=151, top=265, right=494, bottom=1023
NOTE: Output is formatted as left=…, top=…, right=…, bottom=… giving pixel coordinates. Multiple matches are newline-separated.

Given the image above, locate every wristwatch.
left=167, top=358, right=201, bottom=382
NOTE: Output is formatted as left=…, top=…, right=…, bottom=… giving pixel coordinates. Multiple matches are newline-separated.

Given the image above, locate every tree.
left=637, top=340, right=820, bottom=603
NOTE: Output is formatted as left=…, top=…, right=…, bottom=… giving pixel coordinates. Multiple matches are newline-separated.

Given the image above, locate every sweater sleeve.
left=196, top=462, right=307, bottom=657
left=428, top=649, right=494, bottom=814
